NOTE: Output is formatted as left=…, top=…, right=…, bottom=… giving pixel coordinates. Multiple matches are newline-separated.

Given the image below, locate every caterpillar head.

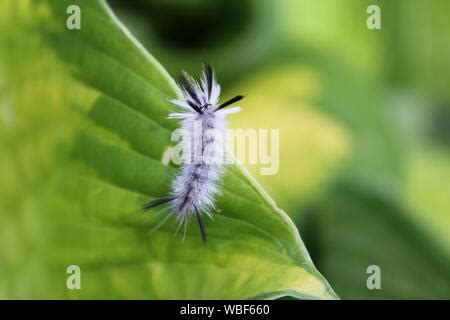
left=178, top=64, right=244, bottom=114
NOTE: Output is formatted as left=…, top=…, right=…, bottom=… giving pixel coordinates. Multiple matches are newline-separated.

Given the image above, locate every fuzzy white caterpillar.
left=143, top=64, right=244, bottom=242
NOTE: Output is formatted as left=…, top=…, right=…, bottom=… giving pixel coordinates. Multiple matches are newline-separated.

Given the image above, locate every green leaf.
left=0, top=0, right=337, bottom=299
left=302, top=178, right=450, bottom=299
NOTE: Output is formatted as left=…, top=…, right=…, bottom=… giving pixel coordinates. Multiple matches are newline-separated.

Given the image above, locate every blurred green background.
left=1, top=0, right=449, bottom=299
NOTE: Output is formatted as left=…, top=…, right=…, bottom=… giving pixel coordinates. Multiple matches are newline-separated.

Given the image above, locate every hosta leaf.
left=0, top=0, right=337, bottom=299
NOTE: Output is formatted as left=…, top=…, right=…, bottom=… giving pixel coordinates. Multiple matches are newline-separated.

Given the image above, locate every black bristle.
left=194, top=206, right=207, bottom=243
left=203, top=63, right=213, bottom=101
left=215, top=95, right=244, bottom=112
left=187, top=100, right=203, bottom=114
left=142, top=196, right=174, bottom=211
left=179, top=72, right=202, bottom=106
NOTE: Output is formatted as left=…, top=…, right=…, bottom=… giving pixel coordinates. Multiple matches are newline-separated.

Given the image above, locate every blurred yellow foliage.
left=405, top=150, right=450, bottom=254
left=228, top=65, right=351, bottom=213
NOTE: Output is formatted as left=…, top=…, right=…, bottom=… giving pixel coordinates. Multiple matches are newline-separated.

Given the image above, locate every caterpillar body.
left=143, top=64, right=244, bottom=242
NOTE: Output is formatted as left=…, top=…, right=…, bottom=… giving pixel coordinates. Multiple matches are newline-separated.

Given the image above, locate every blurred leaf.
left=405, top=149, right=450, bottom=254
left=384, top=0, right=450, bottom=99
left=280, top=0, right=386, bottom=77
left=229, top=65, right=351, bottom=214
left=298, top=87, right=450, bottom=299
left=0, top=0, right=336, bottom=299
left=302, top=179, right=450, bottom=299
left=107, top=0, right=280, bottom=83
